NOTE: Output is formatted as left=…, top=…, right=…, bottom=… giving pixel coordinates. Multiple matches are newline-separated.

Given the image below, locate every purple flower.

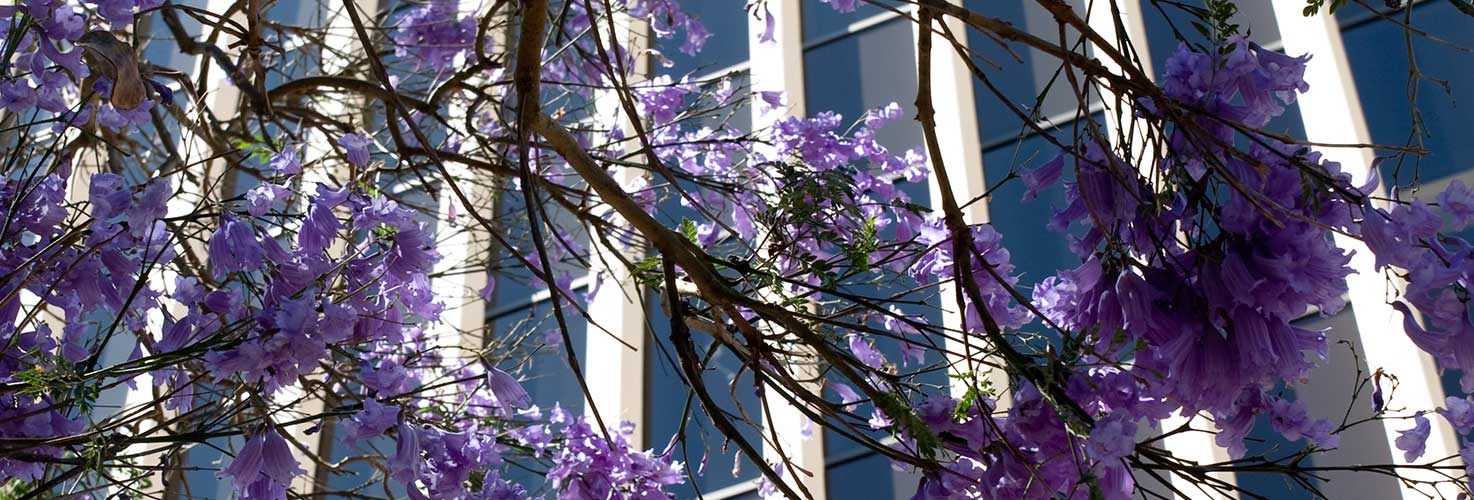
left=635, top=76, right=692, bottom=125
left=1395, top=414, right=1431, bottom=462
left=1267, top=397, right=1339, bottom=450
left=337, top=133, right=373, bottom=167
left=95, top=0, right=135, bottom=26
left=245, top=183, right=289, bottom=217
left=821, top=0, right=859, bottom=13
left=299, top=184, right=347, bottom=252
left=389, top=422, right=422, bottom=485
left=488, top=367, right=531, bottom=411
left=1438, top=396, right=1474, bottom=435
left=0, top=80, right=36, bottom=112
left=1462, top=445, right=1474, bottom=478
left=828, top=381, right=862, bottom=407
left=868, top=407, right=892, bottom=429
left=1087, top=414, right=1137, bottom=460
left=757, top=4, right=776, bottom=43
left=342, top=399, right=400, bottom=443
left=1022, top=154, right=1065, bottom=203
left=391, top=0, right=475, bottom=71
left=385, top=227, right=441, bottom=283
left=847, top=334, right=886, bottom=370
left=1438, top=179, right=1474, bottom=229
left=208, top=213, right=263, bottom=279
left=268, top=146, right=302, bottom=174
left=220, top=429, right=304, bottom=499
left=757, top=90, right=784, bottom=113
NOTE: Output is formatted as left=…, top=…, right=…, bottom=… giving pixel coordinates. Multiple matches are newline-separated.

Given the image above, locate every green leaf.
left=679, top=218, right=698, bottom=244
left=875, top=391, right=941, bottom=460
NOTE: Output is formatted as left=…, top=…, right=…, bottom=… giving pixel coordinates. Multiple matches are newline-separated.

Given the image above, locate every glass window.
left=488, top=190, right=590, bottom=310
left=174, top=436, right=240, bottom=499
left=802, top=0, right=907, bottom=44
left=825, top=453, right=921, bottom=500
left=981, top=118, right=1100, bottom=289
left=140, top=0, right=210, bottom=74
left=268, top=0, right=320, bottom=24
left=804, top=17, right=922, bottom=153
left=169, top=387, right=247, bottom=500
left=490, top=297, right=591, bottom=414
left=321, top=434, right=405, bottom=496
left=687, top=70, right=755, bottom=134
left=1142, top=0, right=1283, bottom=76
left=1342, top=1, right=1474, bottom=186
left=645, top=291, right=766, bottom=496
left=1334, top=0, right=1404, bottom=28
left=965, top=0, right=1094, bottom=147
left=1234, top=403, right=1317, bottom=500
left=659, top=0, right=751, bottom=77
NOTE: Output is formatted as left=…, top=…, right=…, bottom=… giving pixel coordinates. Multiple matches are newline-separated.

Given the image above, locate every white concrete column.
left=280, top=0, right=381, bottom=493
left=582, top=12, right=651, bottom=439
left=749, top=2, right=826, bottom=497
left=1085, top=0, right=1158, bottom=165
left=1270, top=3, right=1461, bottom=499
left=430, top=178, right=491, bottom=343
left=916, top=1, right=1005, bottom=406
left=428, top=0, right=492, bottom=354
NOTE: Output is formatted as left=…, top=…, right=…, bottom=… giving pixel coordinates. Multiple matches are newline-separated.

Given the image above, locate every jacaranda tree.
left=0, top=0, right=1471, bottom=498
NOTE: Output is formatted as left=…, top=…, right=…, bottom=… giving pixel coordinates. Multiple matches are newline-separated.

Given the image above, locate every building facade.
left=137, top=0, right=1472, bottom=498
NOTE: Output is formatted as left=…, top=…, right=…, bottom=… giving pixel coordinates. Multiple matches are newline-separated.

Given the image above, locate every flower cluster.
left=392, top=0, right=477, bottom=72
left=904, top=37, right=1372, bottom=499
left=1359, top=178, right=1474, bottom=468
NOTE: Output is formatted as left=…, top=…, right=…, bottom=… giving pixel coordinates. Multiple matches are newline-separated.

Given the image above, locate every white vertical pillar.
left=282, top=0, right=380, bottom=493
left=749, top=2, right=826, bottom=497
left=916, top=0, right=1005, bottom=406
left=1271, top=4, right=1461, bottom=499
left=1085, top=0, right=1158, bottom=164
left=583, top=12, right=651, bottom=439
left=113, top=5, right=248, bottom=497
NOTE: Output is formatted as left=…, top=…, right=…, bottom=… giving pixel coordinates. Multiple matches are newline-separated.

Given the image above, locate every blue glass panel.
left=819, top=311, right=950, bottom=459
left=981, top=117, right=1103, bottom=289
left=1141, top=0, right=1283, bottom=77
left=1342, top=1, right=1474, bottom=186
left=646, top=291, right=766, bottom=495
left=825, top=452, right=921, bottom=500
left=490, top=297, right=590, bottom=414
left=267, top=0, right=318, bottom=24
left=802, top=0, right=906, bottom=43
left=1334, top=0, right=1406, bottom=28
left=488, top=192, right=590, bottom=310
left=321, top=434, right=406, bottom=496
left=688, top=70, right=755, bottom=134
left=175, top=435, right=240, bottom=499
left=965, top=0, right=1092, bottom=148
left=1235, top=409, right=1317, bottom=499
left=659, top=0, right=751, bottom=77
left=803, top=17, right=922, bottom=154
left=141, top=0, right=210, bottom=73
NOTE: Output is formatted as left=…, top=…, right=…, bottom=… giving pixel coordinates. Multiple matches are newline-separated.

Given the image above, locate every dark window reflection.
left=1141, top=0, right=1283, bottom=75
left=965, top=0, right=1095, bottom=147
left=490, top=297, right=591, bottom=414
left=1342, top=1, right=1474, bottom=186
left=825, top=452, right=922, bottom=500
left=804, top=17, right=923, bottom=153
left=660, top=0, right=752, bottom=77
left=802, top=0, right=907, bottom=43
left=646, top=292, right=765, bottom=495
